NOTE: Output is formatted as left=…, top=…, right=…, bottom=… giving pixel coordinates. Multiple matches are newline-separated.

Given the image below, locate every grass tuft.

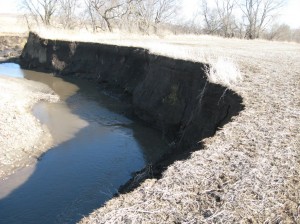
left=205, top=57, right=242, bottom=87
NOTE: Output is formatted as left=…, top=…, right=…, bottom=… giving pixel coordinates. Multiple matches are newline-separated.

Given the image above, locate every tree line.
left=21, top=0, right=300, bottom=42
left=22, top=0, right=178, bottom=34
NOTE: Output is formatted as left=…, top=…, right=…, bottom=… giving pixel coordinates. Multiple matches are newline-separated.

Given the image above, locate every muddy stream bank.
left=0, top=32, right=244, bottom=223
left=0, top=63, right=169, bottom=224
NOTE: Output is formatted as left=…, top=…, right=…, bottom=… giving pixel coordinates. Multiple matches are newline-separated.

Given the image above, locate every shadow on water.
left=0, top=63, right=169, bottom=224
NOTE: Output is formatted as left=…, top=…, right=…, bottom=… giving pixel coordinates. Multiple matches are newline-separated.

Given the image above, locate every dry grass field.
left=36, top=29, right=300, bottom=223
left=0, top=14, right=28, bottom=35
left=1, top=15, right=300, bottom=222
left=63, top=33, right=300, bottom=223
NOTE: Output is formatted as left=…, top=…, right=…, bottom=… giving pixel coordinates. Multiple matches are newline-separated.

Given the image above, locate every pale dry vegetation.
left=1, top=10, right=299, bottom=221
left=71, top=34, right=300, bottom=223
left=0, top=14, right=28, bottom=35
left=0, top=75, right=59, bottom=179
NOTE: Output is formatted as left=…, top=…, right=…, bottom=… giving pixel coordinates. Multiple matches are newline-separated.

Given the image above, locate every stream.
left=0, top=63, right=168, bottom=224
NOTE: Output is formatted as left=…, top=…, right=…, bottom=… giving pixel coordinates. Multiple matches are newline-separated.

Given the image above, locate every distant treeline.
left=21, top=0, right=300, bottom=42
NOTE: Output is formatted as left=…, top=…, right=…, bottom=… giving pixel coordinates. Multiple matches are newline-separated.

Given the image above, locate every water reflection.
left=0, top=63, right=168, bottom=223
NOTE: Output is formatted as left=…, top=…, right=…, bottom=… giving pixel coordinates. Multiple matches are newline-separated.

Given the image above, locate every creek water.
left=0, top=63, right=168, bottom=224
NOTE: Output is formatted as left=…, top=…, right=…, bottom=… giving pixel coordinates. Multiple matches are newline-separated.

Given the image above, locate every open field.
left=0, top=75, right=59, bottom=179
left=0, top=14, right=28, bottom=35
left=0, top=17, right=300, bottom=221
left=51, top=33, right=300, bottom=223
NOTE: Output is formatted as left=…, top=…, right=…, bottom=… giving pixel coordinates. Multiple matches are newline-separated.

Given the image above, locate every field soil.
left=0, top=75, right=59, bottom=179
left=0, top=35, right=27, bottom=61
left=0, top=13, right=28, bottom=61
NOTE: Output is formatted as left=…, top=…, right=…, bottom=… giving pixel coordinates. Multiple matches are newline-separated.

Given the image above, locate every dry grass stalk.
left=3, top=26, right=298, bottom=223
left=73, top=31, right=300, bottom=223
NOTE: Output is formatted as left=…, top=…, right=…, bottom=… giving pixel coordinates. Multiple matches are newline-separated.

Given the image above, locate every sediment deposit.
left=0, top=75, right=59, bottom=179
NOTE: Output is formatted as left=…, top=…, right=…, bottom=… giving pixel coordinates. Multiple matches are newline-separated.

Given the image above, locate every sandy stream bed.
left=0, top=75, right=59, bottom=179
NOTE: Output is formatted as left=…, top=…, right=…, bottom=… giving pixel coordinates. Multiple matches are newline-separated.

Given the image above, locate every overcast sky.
left=1, top=0, right=299, bottom=28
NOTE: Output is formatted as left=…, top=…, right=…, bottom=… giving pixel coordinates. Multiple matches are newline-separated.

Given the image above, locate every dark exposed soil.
left=20, top=32, right=244, bottom=192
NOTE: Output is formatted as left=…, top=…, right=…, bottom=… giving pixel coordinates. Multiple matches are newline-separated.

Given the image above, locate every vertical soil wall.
left=20, top=32, right=243, bottom=151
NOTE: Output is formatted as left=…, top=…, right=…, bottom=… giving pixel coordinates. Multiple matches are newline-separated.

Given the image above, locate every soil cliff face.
left=0, top=36, right=27, bottom=61
left=20, top=32, right=243, bottom=150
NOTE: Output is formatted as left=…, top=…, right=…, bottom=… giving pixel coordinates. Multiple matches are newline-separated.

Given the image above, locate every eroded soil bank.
left=0, top=65, right=170, bottom=223
left=2, top=32, right=300, bottom=223
left=0, top=75, right=59, bottom=179
left=20, top=32, right=244, bottom=153
left=19, top=33, right=246, bottom=221
left=0, top=35, right=27, bottom=62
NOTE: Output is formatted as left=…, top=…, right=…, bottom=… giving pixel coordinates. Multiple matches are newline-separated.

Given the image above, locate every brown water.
left=25, top=70, right=89, bottom=146
left=0, top=63, right=168, bottom=224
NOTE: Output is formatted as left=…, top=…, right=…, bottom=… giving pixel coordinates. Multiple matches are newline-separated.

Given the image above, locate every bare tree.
left=201, top=0, right=221, bottom=35
left=22, top=0, right=58, bottom=26
left=215, top=0, right=237, bottom=37
left=292, top=28, right=300, bottom=43
left=266, top=23, right=291, bottom=41
left=85, top=0, right=134, bottom=32
left=153, top=0, right=178, bottom=25
left=198, top=0, right=238, bottom=37
left=84, top=0, right=98, bottom=31
left=84, top=0, right=177, bottom=34
left=238, top=0, right=285, bottom=39
left=58, top=0, right=80, bottom=29
left=125, top=0, right=178, bottom=34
